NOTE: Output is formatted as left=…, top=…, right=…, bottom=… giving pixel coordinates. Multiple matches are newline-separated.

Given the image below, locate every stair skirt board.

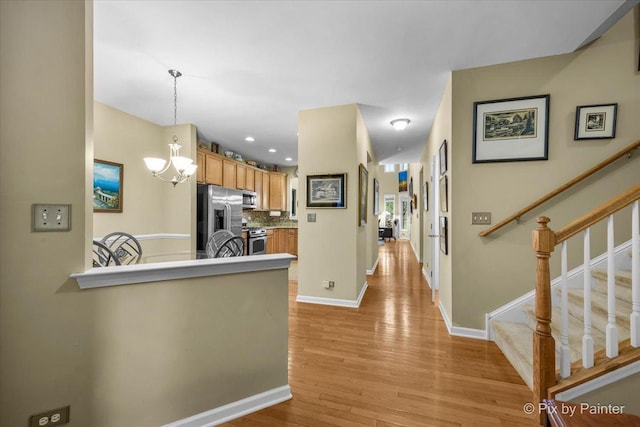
left=296, top=282, right=368, bottom=308
left=162, top=385, right=292, bottom=427
left=555, top=360, right=640, bottom=402
left=486, top=239, right=633, bottom=341
left=439, top=301, right=487, bottom=340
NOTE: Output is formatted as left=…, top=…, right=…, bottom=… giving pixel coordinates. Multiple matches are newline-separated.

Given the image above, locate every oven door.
left=249, top=236, right=267, bottom=255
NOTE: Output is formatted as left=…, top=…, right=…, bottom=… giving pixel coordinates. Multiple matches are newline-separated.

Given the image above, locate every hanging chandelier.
left=144, top=69, right=197, bottom=186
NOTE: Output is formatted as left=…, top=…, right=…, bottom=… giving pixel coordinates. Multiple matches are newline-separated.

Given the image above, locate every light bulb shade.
left=144, top=157, right=167, bottom=172
left=390, top=118, right=410, bottom=131
left=171, top=156, right=193, bottom=173
left=183, top=164, right=197, bottom=177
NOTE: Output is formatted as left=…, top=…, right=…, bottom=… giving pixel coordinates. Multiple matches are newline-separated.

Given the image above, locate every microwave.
left=242, top=191, right=257, bottom=209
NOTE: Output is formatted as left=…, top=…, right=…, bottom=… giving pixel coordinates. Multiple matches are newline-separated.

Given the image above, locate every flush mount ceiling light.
left=285, top=157, right=292, bottom=162
left=390, top=118, right=411, bottom=131
left=268, top=148, right=277, bottom=153
left=245, top=136, right=255, bottom=142
left=143, top=69, right=196, bottom=186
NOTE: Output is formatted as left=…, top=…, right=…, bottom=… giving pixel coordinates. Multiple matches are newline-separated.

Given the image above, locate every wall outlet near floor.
left=322, top=280, right=335, bottom=289
left=29, top=405, right=70, bottom=426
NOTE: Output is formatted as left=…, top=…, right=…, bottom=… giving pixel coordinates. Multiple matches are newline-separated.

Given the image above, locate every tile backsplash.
left=243, top=210, right=298, bottom=227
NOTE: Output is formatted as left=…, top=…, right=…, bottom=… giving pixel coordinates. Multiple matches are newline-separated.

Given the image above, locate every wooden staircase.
left=492, top=263, right=634, bottom=391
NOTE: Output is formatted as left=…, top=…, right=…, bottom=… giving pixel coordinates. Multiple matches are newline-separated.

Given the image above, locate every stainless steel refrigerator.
left=196, top=184, right=243, bottom=255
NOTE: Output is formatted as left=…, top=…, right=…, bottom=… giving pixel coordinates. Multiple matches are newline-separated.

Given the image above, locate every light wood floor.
left=224, top=240, right=537, bottom=426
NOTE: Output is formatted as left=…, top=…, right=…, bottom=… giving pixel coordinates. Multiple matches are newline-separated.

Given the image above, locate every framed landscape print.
left=307, top=173, right=347, bottom=208
left=574, top=103, right=617, bottom=140
left=439, top=216, right=448, bottom=255
left=439, top=140, right=447, bottom=175
left=373, top=178, right=380, bottom=215
left=358, top=164, right=368, bottom=226
left=93, top=159, right=123, bottom=213
left=439, top=175, right=448, bottom=213
left=472, top=94, right=550, bottom=163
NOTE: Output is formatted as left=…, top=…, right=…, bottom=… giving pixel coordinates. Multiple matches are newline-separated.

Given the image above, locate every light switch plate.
left=472, top=212, right=491, bottom=225
left=33, top=204, right=71, bottom=232
left=307, top=213, right=316, bottom=223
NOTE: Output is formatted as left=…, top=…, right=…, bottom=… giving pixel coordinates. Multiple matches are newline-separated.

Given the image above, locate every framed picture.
left=439, top=140, right=447, bottom=175
left=423, top=181, right=429, bottom=212
left=398, top=170, right=408, bottom=192
left=373, top=178, right=380, bottom=215
left=210, top=141, right=219, bottom=153
left=93, top=159, right=123, bottom=213
left=306, top=173, right=346, bottom=208
left=574, top=103, right=618, bottom=140
left=439, top=216, right=448, bottom=255
left=472, top=94, right=550, bottom=163
left=358, top=164, right=368, bottom=226
left=409, top=177, right=413, bottom=197
left=439, top=175, right=448, bottom=213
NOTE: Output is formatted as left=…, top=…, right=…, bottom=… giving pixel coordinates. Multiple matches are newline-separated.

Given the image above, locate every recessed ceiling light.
left=390, top=118, right=410, bottom=131
left=285, top=157, right=292, bottom=161
left=268, top=148, right=276, bottom=153
left=245, top=136, right=255, bottom=142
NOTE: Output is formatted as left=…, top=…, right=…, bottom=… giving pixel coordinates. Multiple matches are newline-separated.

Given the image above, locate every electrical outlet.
left=328, top=281, right=335, bottom=288
left=322, top=280, right=329, bottom=288
left=32, top=204, right=71, bottom=232
left=30, top=406, right=70, bottom=427
left=471, top=212, right=491, bottom=225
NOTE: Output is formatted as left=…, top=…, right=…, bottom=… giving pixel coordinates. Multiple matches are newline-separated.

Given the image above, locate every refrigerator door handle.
left=225, top=202, right=231, bottom=231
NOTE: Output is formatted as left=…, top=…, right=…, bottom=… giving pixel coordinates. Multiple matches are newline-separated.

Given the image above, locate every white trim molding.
left=162, top=385, right=292, bottom=427
left=96, top=233, right=190, bottom=242
left=297, top=281, right=368, bottom=308
left=439, top=301, right=487, bottom=340
left=366, top=257, right=379, bottom=275
left=71, top=254, right=295, bottom=289
left=555, top=361, right=640, bottom=401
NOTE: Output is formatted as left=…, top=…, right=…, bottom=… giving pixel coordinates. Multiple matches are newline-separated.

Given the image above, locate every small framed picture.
left=439, top=175, right=448, bottom=213
left=373, top=178, right=380, bottom=215
left=423, top=181, right=429, bottom=212
left=306, top=173, right=347, bottom=208
left=358, top=164, right=368, bottom=227
left=210, top=141, right=219, bottom=153
left=574, top=103, right=618, bottom=140
left=439, top=216, right=448, bottom=255
left=439, top=140, right=447, bottom=175
left=93, top=159, right=123, bottom=213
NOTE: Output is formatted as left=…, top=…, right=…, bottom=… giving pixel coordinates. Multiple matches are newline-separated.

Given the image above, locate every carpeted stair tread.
left=591, top=269, right=632, bottom=302
left=492, top=320, right=533, bottom=390
left=521, top=305, right=606, bottom=363
left=563, top=289, right=631, bottom=339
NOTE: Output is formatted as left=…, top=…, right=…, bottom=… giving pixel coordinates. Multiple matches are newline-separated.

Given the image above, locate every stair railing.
left=532, top=183, right=640, bottom=426
left=481, top=140, right=640, bottom=237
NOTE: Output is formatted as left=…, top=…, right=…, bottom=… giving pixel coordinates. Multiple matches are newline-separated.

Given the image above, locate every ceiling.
left=93, top=0, right=633, bottom=166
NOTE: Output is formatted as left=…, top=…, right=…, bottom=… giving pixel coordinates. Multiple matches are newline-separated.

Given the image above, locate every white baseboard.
left=296, top=281, right=368, bottom=308
left=555, top=360, right=640, bottom=401
left=422, top=266, right=431, bottom=288
left=438, top=300, right=486, bottom=340
left=162, top=385, right=292, bottom=427
left=366, top=257, right=379, bottom=275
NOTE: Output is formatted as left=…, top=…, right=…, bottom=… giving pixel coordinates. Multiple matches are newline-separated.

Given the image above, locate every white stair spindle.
left=631, top=200, right=639, bottom=347
left=560, top=241, right=571, bottom=377
left=582, top=228, right=594, bottom=368
left=606, top=215, right=618, bottom=358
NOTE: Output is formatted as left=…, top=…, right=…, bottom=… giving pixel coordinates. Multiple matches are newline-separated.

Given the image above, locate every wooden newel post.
left=532, top=216, right=556, bottom=426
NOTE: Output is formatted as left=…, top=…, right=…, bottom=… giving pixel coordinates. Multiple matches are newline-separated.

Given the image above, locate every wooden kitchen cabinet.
left=287, top=228, right=298, bottom=257
left=262, top=172, right=270, bottom=210
left=269, top=172, right=286, bottom=211
left=266, top=229, right=274, bottom=254
left=245, top=167, right=255, bottom=191
left=196, top=151, right=205, bottom=183
left=197, top=149, right=224, bottom=186
left=236, top=164, right=246, bottom=190
left=275, top=229, right=288, bottom=254
left=254, top=171, right=263, bottom=209
left=222, top=160, right=236, bottom=188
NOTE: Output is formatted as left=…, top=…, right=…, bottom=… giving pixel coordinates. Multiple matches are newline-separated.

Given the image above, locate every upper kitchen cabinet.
left=197, top=149, right=223, bottom=186
left=236, top=163, right=246, bottom=190
left=245, top=167, right=255, bottom=192
left=269, top=172, right=286, bottom=211
left=222, top=159, right=236, bottom=188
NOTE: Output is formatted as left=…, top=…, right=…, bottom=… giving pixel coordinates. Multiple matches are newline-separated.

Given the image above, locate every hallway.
left=224, top=240, right=537, bottom=426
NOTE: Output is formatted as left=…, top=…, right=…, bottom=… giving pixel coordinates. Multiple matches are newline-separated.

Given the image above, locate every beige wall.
left=0, top=2, right=288, bottom=426
left=448, top=9, right=640, bottom=329
left=418, top=75, right=453, bottom=318
left=298, top=104, right=371, bottom=301
left=94, top=102, right=196, bottom=256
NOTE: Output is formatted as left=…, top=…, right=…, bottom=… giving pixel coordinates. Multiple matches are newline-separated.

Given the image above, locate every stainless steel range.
left=247, top=227, right=267, bottom=255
